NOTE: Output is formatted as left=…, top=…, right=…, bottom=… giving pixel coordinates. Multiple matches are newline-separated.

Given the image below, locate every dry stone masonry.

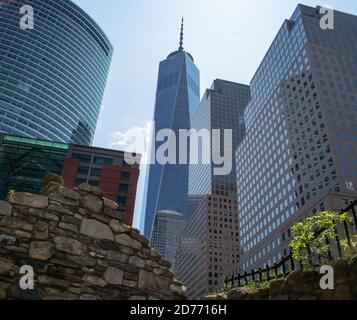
left=0, top=174, right=187, bottom=300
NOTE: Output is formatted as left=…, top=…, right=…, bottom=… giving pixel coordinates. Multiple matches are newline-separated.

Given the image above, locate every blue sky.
left=71, top=0, right=357, bottom=229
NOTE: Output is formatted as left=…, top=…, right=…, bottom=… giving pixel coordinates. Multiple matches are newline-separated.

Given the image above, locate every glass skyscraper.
left=142, top=20, right=200, bottom=239
left=150, top=211, right=186, bottom=272
left=177, top=79, right=250, bottom=298
left=0, top=0, right=112, bottom=145
left=236, top=5, right=357, bottom=272
left=188, top=79, right=251, bottom=197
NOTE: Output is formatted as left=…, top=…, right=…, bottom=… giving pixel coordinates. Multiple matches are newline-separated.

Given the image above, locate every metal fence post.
left=335, top=227, right=342, bottom=258
left=266, top=265, right=270, bottom=281
left=351, top=202, right=357, bottom=228
left=289, top=250, right=295, bottom=271
left=325, top=236, right=332, bottom=260
left=282, top=257, right=287, bottom=275
left=343, top=219, right=352, bottom=248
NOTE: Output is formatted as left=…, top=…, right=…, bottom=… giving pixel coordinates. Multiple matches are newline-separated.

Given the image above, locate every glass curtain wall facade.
left=150, top=211, right=186, bottom=272
left=143, top=47, right=200, bottom=239
left=0, top=134, right=69, bottom=198
left=0, top=0, right=113, bottom=145
left=189, top=79, right=251, bottom=197
left=236, top=5, right=357, bottom=272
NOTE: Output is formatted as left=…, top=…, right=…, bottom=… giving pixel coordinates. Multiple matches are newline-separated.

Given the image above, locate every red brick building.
left=61, top=145, right=140, bottom=226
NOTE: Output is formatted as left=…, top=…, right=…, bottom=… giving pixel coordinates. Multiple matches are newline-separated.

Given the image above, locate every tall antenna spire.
left=179, top=17, right=184, bottom=51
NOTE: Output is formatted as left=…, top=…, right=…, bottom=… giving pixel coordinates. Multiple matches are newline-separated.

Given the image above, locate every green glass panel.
left=0, top=136, right=68, bottom=199
left=4, top=135, right=69, bottom=150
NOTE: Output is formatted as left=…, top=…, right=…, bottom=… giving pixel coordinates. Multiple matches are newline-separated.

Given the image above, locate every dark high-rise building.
left=236, top=5, right=357, bottom=272
left=177, top=194, right=239, bottom=299
left=188, top=79, right=251, bottom=197
left=177, top=80, right=250, bottom=298
left=142, top=19, right=200, bottom=239
left=150, top=211, right=186, bottom=272
left=0, top=134, right=140, bottom=225
left=0, top=0, right=112, bottom=145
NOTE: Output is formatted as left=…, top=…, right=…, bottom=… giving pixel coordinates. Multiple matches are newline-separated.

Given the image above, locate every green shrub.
left=243, top=280, right=270, bottom=291
left=341, top=235, right=357, bottom=258
left=289, top=211, right=353, bottom=266
left=5, top=189, right=16, bottom=201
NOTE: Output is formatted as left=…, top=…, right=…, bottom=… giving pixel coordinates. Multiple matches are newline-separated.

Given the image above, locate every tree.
left=289, top=211, right=353, bottom=266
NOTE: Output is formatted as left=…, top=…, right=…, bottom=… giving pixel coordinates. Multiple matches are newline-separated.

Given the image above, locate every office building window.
left=94, top=156, right=113, bottom=165
left=121, top=172, right=131, bottom=180
left=75, top=178, right=86, bottom=186
left=72, top=153, right=91, bottom=163
left=78, top=166, right=89, bottom=175
left=90, top=168, right=102, bottom=177
left=117, top=196, right=127, bottom=206
left=118, top=184, right=129, bottom=193
left=89, top=180, right=99, bottom=187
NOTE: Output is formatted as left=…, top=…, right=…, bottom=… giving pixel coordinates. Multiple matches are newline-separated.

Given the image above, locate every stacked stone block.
left=0, top=175, right=187, bottom=300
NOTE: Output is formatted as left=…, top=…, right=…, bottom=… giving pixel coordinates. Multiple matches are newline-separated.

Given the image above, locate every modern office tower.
left=150, top=211, right=186, bottom=272
left=0, top=134, right=140, bottom=225
left=0, top=0, right=112, bottom=145
left=177, top=80, right=250, bottom=298
left=236, top=5, right=357, bottom=273
left=177, top=195, right=239, bottom=299
left=142, top=19, right=200, bottom=239
left=188, top=79, right=251, bottom=197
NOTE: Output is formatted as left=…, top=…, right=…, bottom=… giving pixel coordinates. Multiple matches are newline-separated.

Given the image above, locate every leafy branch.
left=289, top=211, right=353, bottom=266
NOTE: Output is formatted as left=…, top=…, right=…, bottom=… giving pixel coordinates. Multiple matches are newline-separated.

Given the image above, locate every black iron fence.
left=225, top=200, right=357, bottom=288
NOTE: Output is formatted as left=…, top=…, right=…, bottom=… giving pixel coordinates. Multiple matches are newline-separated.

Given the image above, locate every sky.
left=71, top=0, right=357, bottom=229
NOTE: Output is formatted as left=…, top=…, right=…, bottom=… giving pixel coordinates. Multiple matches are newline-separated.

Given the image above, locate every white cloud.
left=110, top=120, right=154, bottom=163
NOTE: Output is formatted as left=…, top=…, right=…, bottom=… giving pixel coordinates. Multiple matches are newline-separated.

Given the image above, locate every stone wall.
left=205, top=255, right=357, bottom=300
left=0, top=174, right=187, bottom=300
